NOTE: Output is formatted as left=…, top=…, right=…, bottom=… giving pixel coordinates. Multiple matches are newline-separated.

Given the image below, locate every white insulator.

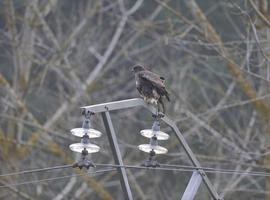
left=71, top=128, right=102, bottom=138
left=138, top=144, right=168, bottom=154
left=69, top=143, right=100, bottom=153
left=140, top=129, right=169, bottom=140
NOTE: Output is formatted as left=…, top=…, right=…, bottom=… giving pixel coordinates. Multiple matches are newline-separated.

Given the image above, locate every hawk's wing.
left=138, top=71, right=165, bottom=89
left=138, top=70, right=170, bottom=101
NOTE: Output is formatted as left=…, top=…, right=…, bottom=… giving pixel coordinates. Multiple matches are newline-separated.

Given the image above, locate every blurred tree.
left=1, top=0, right=270, bottom=199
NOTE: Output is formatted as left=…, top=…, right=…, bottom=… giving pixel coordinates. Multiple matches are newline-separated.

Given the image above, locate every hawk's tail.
left=159, top=98, right=166, bottom=114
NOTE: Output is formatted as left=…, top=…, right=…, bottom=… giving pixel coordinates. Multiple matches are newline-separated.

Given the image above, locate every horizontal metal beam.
left=81, top=98, right=184, bottom=126
left=81, top=98, right=145, bottom=113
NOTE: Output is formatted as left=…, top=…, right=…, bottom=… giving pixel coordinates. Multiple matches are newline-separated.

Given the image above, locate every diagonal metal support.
left=102, top=111, right=133, bottom=200
left=82, top=98, right=222, bottom=200
left=181, top=170, right=202, bottom=200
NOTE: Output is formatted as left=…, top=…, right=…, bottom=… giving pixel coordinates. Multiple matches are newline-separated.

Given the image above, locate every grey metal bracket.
left=72, top=149, right=95, bottom=169
left=141, top=149, right=160, bottom=168
left=81, top=98, right=222, bottom=200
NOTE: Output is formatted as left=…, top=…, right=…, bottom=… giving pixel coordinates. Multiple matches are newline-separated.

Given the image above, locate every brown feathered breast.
left=134, top=68, right=170, bottom=113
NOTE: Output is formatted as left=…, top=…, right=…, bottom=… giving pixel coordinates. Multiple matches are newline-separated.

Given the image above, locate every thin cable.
left=0, top=168, right=116, bottom=189
left=0, top=164, right=73, bottom=178
left=160, top=163, right=269, bottom=175
left=95, top=163, right=270, bottom=177
left=2, top=162, right=270, bottom=180
left=96, top=163, right=195, bottom=173
left=2, top=163, right=270, bottom=189
left=160, top=164, right=267, bottom=177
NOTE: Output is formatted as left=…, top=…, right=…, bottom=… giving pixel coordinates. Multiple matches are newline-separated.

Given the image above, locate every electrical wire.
left=2, top=162, right=270, bottom=183
left=0, top=164, right=73, bottom=178
left=160, top=164, right=270, bottom=177
left=2, top=162, right=270, bottom=189
left=0, top=168, right=116, bottom=189
left=95, top=163, right=270, bottom=177
left=96, top=163, right=195, bottom=173
left=160, top=163, right=269, bottom=176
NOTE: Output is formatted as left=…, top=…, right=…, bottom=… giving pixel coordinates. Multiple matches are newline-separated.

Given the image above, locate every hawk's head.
left=132, top=65, right=145, bottom=73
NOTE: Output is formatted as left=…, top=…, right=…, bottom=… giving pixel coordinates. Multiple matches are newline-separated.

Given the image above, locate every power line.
left=160, top=163, right=270, bottom=177
left=2, top=162, right=270, bottom=181
left=2, top=163, right=270, bottom=189
left=95, top=163, right=270, bottom=177
left=0, top=165, right=73, bottom=178
left=0, top=166, right=195, bottom=190
left=0, top=168, right=116, bottom=189
left=96, top=163, right=195, bottom=172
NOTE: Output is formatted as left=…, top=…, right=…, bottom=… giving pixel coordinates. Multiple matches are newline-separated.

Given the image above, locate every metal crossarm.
left=81, top=99, right=143, bottom=113
left=81, top=98, right=222, bottom=200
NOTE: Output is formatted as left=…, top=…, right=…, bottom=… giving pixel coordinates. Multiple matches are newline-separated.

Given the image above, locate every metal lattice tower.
left=79, top=98, right=222, bottom=200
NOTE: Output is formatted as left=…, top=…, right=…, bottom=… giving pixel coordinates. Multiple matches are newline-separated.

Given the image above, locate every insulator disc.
left=69, top=143, right=100, bottom=153
left=140, top=129, right=169, bottom=140
left=138, top=144, right=168, bottom=154
left=71, top=128, right=102, bottom=138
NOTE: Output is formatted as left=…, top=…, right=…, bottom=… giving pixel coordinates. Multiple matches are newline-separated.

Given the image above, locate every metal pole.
left=181, top=170, right=202, bottom=200
left=102, top=111, right=133, bottom=200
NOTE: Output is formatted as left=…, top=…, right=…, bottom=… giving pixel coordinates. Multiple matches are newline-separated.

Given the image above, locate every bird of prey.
left=132, top=65, right=170, bottom=114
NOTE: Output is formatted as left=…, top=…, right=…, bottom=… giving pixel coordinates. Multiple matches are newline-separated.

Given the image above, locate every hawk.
left=132, top=65, right=170, bottom=114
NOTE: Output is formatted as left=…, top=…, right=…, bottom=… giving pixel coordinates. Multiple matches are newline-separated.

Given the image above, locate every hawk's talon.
left=158, top=112, right=164, bottom=118
left=152, top=113, right=164, bottom=119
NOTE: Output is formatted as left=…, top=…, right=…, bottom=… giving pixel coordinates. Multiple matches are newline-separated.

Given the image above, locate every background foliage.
left=1, top=0, right=270, bottom=199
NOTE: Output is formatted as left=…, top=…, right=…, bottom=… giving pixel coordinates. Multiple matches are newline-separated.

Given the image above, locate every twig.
left=53, top=177, right=77, bottom=200
left=248, top=0, right=270, bottom=28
